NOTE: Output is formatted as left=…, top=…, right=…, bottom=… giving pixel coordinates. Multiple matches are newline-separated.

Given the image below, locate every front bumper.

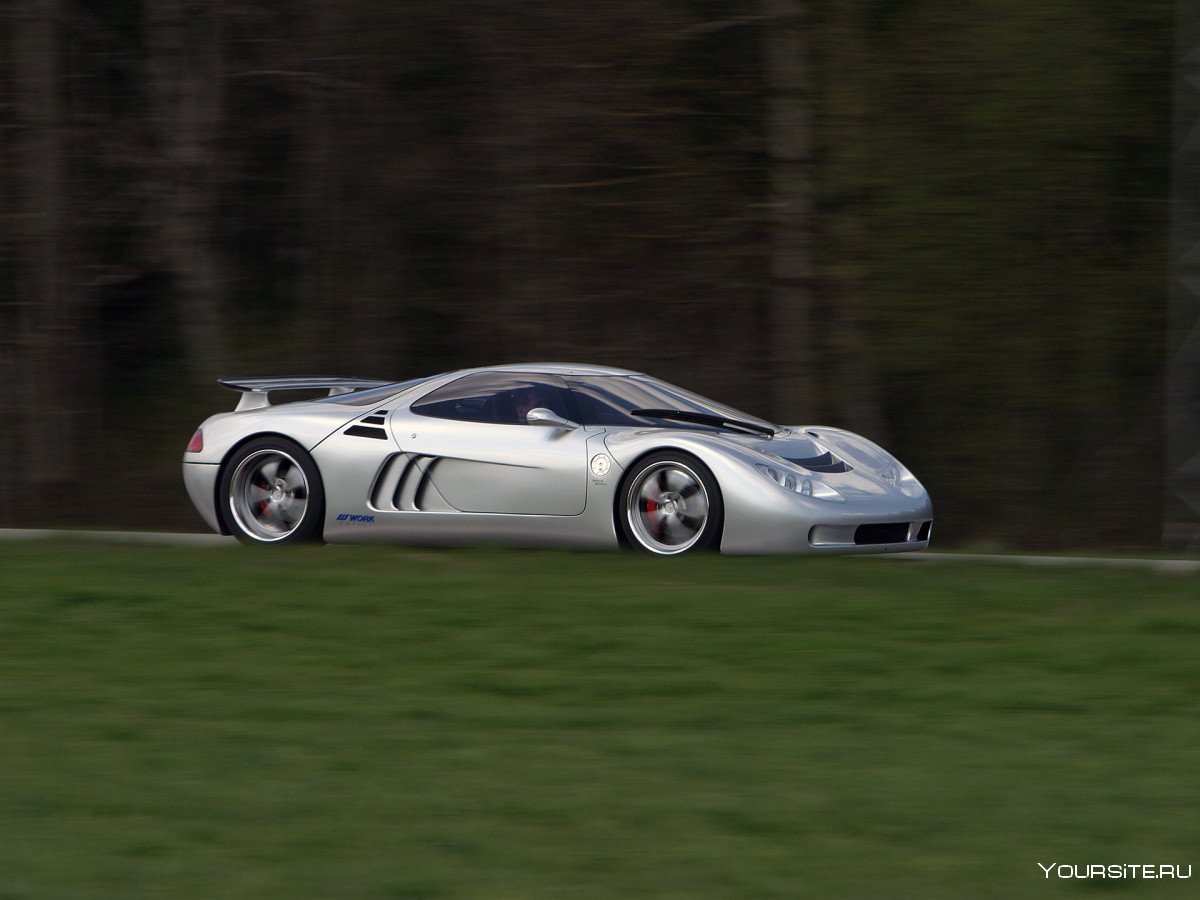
left=719, top=489, right=934, bottom=555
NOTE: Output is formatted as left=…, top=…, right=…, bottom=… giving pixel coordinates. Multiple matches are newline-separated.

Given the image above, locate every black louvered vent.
left=785, top=451, right=852, bottom=474
left=344, top=425, right=388, bottom=440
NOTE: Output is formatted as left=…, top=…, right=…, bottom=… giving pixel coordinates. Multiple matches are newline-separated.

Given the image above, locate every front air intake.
left=853, top=523, right=910, bottom=545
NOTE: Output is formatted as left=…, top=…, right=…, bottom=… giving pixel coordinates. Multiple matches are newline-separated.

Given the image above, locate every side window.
left=411, top=373, right=578, bottom=425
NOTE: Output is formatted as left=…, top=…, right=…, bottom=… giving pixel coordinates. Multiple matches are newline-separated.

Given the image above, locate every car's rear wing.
left=218, top=377, right=394, bottom=411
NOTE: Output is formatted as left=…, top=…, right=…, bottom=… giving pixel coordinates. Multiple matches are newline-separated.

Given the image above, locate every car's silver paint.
left=182, top=462, right=222, bottom=533
left=316, top=425, right=622, bottom=548
left=184, top=363, right=932, bottom=554
left=390, top=410, right=592, bottom=516
left=185, top=405, right=364, bottom=465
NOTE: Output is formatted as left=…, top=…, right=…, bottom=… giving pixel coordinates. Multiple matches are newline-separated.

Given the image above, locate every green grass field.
left=1, top=541, right=1198, bottom=898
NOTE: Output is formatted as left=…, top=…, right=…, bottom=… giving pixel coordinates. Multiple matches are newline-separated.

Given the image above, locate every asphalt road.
left=1, top=529, right=1198, bottom=574
left=0, top=528, right=235, bottom=546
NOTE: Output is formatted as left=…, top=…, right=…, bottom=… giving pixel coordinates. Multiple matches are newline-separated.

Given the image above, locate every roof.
left=460, top=362, right=648, bottom=377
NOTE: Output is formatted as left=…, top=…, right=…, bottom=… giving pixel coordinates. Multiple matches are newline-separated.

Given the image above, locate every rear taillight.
left=186, top=429, right=204, bottom=453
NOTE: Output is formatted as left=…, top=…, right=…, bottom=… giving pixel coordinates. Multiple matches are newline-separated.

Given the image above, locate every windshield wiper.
left=630, top=408, right=776, bottom=437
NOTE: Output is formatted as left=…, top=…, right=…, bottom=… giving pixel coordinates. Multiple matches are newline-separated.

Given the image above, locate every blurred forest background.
left=0, top=0, right=1180, bottom=547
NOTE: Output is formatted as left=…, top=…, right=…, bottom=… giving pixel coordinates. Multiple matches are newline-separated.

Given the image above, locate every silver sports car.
left=183, top=363, right=932, bottom=555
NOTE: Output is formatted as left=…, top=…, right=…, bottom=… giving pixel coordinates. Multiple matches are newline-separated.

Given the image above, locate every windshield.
left=566, top=375, right=779, bottom=433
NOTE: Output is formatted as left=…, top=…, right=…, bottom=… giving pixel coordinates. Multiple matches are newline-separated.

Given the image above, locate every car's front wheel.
left=220, top=437, right=325, bottom=544
left=618, top=451, right=722, bottom=555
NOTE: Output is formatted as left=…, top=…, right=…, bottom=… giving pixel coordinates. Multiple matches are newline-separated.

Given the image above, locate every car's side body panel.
left=318, top=426, right=622, bottom=549
left=389, top=411, right=591, bottom=516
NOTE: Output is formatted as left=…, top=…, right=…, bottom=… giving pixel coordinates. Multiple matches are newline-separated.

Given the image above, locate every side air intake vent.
left=368, top=453, right=455, bottom=512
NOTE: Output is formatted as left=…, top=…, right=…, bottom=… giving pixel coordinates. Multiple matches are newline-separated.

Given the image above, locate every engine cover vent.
left=785, top=451, right=852, bottom=474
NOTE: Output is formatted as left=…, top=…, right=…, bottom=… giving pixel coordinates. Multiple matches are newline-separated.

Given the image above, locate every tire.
left=617, top=451, right=723, bottom=555
left=219, top=436, right=325, bottom=544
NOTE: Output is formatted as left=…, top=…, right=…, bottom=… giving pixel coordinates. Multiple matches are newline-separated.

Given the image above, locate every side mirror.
left=526, top=407, right=579, bottom=430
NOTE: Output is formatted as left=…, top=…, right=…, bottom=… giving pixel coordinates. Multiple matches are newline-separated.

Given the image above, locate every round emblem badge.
left=590, top=454, right=612, bottom=478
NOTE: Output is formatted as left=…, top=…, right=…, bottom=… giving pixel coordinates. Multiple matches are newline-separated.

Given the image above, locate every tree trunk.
left=143, top=0, right=226, bottom=382
left=761, top=0, right=815, bottom=425
left=818, top=2, right=887, bottom=440
left=290, top=0, right=341, bottom=373
left=478, top=24, right=554, bottom=364
left=11, top=0, right=74, bottom=520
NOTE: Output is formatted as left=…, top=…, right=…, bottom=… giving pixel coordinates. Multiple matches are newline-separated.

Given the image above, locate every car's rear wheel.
left=220, top=437, right=324, bottom=544
left=618, top=451, right=722, bottom=555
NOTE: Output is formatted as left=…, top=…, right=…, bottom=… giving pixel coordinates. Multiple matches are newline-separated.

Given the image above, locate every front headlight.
left=755, top=464, right=844, bottom=501
left=879, top=462, right=926, bottom=498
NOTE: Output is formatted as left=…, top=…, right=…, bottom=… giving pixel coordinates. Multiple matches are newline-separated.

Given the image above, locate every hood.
left=612, top=424, right=924, bottom=500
